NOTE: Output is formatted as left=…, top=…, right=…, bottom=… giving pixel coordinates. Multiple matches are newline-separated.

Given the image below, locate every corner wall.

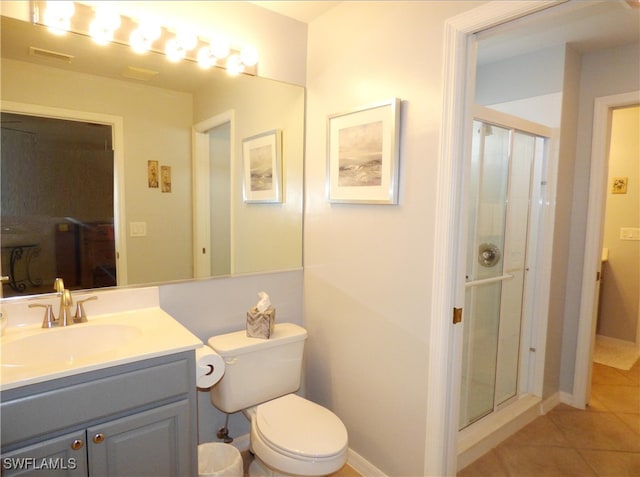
left=304, top=2, right=480, bottom=475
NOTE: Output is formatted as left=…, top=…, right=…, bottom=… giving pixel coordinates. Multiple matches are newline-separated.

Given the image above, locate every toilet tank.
left=207, top=323, right=307, bottom=413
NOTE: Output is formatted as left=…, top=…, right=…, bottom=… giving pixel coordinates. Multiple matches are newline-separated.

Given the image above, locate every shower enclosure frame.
left=457, top=105, right=556, bottom=465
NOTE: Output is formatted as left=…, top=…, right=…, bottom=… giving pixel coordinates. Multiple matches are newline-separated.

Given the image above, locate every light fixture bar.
left=30, top=0, right=258, bottom=76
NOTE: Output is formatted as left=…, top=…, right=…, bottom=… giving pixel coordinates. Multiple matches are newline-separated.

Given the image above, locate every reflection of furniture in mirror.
left=55, top=222, right=117, bottom=291
left=1, top=111, right=114, bottom=297
left=0, top=244, right=42, bottom=293
left=0, top=14, right=304, bottom=297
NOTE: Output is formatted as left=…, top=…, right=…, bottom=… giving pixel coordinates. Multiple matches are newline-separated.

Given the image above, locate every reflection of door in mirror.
left=193, top=113, right=232, bottom=278
left=1, top=113, right=116, bottom=297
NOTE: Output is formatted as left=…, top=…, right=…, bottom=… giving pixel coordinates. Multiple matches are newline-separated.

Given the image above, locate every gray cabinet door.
left=87, top=400, right=192, bottom=477
left=1, top=430, right=88, bottom=477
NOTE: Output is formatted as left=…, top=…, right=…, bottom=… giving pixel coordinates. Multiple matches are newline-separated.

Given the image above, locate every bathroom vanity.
left=0, top=287, right=202, bottom=477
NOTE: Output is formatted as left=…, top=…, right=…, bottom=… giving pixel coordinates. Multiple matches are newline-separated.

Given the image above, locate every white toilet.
left=207, top=323, right=348, bottom=477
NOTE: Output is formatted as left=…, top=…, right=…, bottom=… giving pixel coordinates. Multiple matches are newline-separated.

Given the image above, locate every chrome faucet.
left=30, top=278, right=98, bottom=328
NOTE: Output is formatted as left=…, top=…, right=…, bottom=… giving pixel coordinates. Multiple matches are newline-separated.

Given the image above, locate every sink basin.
left=1, top=323, right=142, bottom=368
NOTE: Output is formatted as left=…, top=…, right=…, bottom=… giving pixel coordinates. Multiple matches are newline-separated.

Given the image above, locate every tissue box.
left=246, top=306, right=275, bottom=339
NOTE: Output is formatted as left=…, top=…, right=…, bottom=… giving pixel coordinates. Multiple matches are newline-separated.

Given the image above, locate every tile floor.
left=459, top=360, right=640, bottom=476
left=241, top=450, right=361, bottom=476
left=239, top=360, right=639, bottom=476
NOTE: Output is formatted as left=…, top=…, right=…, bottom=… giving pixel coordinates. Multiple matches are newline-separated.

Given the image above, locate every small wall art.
left=327, top=98, right=401, bottom=204
left=242, top=129, right=282, bottom=203
left=161, top=165, right=172, bottom=193
left=148, top=160, right=159, bottom=188
left=611, top=176, right=628, bottom=194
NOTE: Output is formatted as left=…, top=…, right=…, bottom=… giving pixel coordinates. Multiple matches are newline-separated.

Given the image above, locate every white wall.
left=561, top=42, right=640, bottom=391
left=304, top=2, right=480, bottom=475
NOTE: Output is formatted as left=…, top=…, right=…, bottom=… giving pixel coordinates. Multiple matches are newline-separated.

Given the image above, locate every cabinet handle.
left=93, top=433, right=105, bottom=444
left=71, top=439, right=84, bottom=450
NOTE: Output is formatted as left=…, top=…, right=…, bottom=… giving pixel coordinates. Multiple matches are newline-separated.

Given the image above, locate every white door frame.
left=572, top=91, right=640, bottom=408
left=192, top=110, right=236, bottom=278
left=424, top=2, right=563, bottom=475
left=0, top=100, right=128, bottom=286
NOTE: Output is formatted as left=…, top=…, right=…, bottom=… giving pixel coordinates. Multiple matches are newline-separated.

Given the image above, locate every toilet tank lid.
left=207, top=323, right=307, bottom=356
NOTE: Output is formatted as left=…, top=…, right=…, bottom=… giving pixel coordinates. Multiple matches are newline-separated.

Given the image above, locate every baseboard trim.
left=457, top=394, right=541, bottom=471
left=542, top=391, right=563, bottom=412
left=347, top=448, right=388, bottom=477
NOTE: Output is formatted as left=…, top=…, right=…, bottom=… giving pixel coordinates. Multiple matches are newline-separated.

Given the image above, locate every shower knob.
left=478, top=243, right=501, bottom=267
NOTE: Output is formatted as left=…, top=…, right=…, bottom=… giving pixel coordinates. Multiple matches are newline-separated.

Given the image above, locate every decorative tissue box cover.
left=246, top=307, right=275, bottom=339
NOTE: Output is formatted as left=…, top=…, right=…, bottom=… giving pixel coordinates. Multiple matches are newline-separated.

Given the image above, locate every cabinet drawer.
left=2, top=359, right=191, bottom=448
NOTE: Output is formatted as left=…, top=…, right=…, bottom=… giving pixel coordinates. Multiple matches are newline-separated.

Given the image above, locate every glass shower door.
left=459, top=120, right=536, bottom=429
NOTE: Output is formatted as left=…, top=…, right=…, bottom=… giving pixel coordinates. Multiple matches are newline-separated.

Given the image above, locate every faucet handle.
left=74, top=296, right=97, bottom=323
left=30, top=303, right=56, bottom=328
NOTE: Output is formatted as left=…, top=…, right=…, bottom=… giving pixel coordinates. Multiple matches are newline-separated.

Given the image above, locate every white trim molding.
left=425, top=2, right=564, bottom=475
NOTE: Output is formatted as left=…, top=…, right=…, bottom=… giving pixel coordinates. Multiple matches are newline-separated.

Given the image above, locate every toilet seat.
left=251, top=394, right=348, bottom=476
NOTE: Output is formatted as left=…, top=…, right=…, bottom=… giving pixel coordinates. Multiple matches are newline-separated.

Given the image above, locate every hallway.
left=459, top=360, right=640, bottom=476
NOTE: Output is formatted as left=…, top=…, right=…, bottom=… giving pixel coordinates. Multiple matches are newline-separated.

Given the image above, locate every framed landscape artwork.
left=242, top=129, right=282, bottom=203
left=327, top=98, right=401, bottom=204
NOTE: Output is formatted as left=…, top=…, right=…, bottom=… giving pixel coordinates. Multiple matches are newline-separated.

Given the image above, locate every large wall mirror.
left=0, top=14, right=304, bottom=298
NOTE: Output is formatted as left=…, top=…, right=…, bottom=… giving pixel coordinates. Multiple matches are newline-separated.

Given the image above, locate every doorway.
left=425, top=2, right=639, bottom=475
left=192, top=110, right=235, bottom=278
left=1, top=111, right=120, bottom=296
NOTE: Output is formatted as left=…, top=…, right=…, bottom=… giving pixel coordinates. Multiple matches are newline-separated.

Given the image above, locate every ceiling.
left=250, top=1, right=342, bottom=23
left=477, top=0, right=640, bottom=64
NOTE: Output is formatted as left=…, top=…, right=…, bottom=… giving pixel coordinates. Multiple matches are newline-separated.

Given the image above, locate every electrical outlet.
left=620, top=227, right=640, bottom=241
left=130, top=222, right=147, bottom=237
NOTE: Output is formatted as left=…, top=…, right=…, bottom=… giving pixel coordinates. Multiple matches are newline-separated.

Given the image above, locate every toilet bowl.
left=206, top=324, right=349, bottom=476
left=244, top=394, right=348, bottom=477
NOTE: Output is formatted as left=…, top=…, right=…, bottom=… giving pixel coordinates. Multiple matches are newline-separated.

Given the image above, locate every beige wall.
left=599, top=106, right=640, bottom=341
left=304, top=2, right=480, bottom=475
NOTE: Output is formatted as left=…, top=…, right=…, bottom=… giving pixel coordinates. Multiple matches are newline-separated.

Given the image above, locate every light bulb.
left=43, top=1, right=75, bottom=34
left=165, top=38, right=185, bottom=62
left=226, top=54, right=245, bottom=75
left=240, top=45, right=258, bottom=67
left=175, top=30, right=198, bottom=52
left=90, top=8, right=121, bottom=45
left=209, top=36, right=231, bottom=60
left=130, top=20, right=161, bottom=53
left=197, top=46, right=216, bottom=69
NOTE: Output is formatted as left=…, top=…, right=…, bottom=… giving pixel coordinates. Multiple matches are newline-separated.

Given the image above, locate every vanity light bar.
left=30, top=0, right=258, bottom=76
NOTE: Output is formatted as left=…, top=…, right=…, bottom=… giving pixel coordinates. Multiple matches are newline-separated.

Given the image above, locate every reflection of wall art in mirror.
left=148, top=160, right=159, bottom=188
left=161, top=166, right=172, bottom=193
left=611, top=177, right=627, bottom=194
left=242, top=129, right=282, bottom=203
left=327, top=98, right=401, bottom=204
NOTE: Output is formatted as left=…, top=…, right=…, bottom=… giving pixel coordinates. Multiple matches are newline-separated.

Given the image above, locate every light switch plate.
left=130, top=222, right=147, bottom=237
left=620, top=227, right=640, bottom=241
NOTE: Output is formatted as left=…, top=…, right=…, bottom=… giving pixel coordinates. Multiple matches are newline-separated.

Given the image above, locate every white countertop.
left=0, top=287, right=202, bottom=391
